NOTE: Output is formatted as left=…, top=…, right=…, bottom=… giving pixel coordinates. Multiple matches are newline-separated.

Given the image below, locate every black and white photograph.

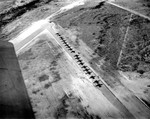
left=0, top=0, right=150, bottom=119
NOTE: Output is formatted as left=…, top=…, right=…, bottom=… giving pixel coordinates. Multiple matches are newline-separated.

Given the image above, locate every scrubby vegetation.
left=55, top=1, right=150, bottom=75
left=118, top=15, right=150, bottom=74
left=140, top=0, right=150, bottom=7
left=18, top=49, right=36, bottom=60
left=113, top=0, right=150, bottom=17
left=0, top=0, right=54, bottom=28
left=55, top=3, right=131, bottom=71
left=54, top=94, right=101, bottom=119
left=54, top=2, right=150, bottom=102
left=39, top=74, right=49, bottom=82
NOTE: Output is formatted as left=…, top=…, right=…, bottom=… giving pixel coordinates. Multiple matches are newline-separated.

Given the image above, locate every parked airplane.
left=60, top=36, right=63, bottom=40
left=71, top=50, right=75, bottom=53
left=78, top=62, right=84, bottom=65
left=85, top=71, right=92, bottom=75
left=74, top=56, right=80, bottom=60
left=74, top=54, right=79, bottom=57
left=93, top=80, right=103, bottom=87
left=90, top=75, right=96, bottom=79
left=77, top=59, right=83, bottom=63
left=81, top=66, right=88, bottom=69
left=83, top=68, right=90, bottom=72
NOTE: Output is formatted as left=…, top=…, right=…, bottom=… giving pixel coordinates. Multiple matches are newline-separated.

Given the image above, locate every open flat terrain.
left=2, top=0, right=150, bottom=119
left=52, top=0, right=150, bottom=117
left=18, top=30, right=131, bottom=119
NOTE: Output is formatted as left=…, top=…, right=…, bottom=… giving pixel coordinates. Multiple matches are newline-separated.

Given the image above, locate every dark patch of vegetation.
left=49, top=53, right=62, bottom=68
left=36, top=39, right=45, bottom=45
left=18, top=49, right=36, bottom=60
left=39, top=74, right=49, bottom=82
left=51, top=70, right=61, bottom=83
left=118, top=16, right=150, bottom=73
left=139, top=0, right=150, bottom=7
left=143, top=89, right=148, bottom=94
left=54, top=94, right=68, bottom=119
left=22, top=65, right=28, bottom=70
left=49, top=52, right=63, bottom=69
left=49, top=66, right=56, bottom=71
left=54, top=94, right=101, bottom=119
left=49, top=61, right=62, bottom=83
left=50, top=60, right=57, bottom=68
left=44, top=82, right=52, bottom=89
left=91, top=1, right=105, bottom=9
left=49, top=53, right=62, bottom=83
left=32, top=89, right=40, bottom=94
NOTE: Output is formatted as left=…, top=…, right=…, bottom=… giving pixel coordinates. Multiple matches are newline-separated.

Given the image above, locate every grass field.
left=119, top=15, right=150, bottom=73
left=18, top=32, right=111, bottom=119
left=54, top=1, right=150, bottom=108
left=54, top=2, right=131, bottom=71
left=18, top=33, right=65, bottom=119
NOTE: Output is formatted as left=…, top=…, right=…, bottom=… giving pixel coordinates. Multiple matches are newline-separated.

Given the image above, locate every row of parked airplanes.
left=56, top=33, right=103, bottom=87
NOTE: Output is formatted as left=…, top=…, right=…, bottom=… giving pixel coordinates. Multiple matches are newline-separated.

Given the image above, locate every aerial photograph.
left=0, top=0, right=150, bottom=119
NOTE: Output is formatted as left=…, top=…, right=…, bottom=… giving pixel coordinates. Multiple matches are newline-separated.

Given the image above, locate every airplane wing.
left=0, top=41, right=35, bottom=119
